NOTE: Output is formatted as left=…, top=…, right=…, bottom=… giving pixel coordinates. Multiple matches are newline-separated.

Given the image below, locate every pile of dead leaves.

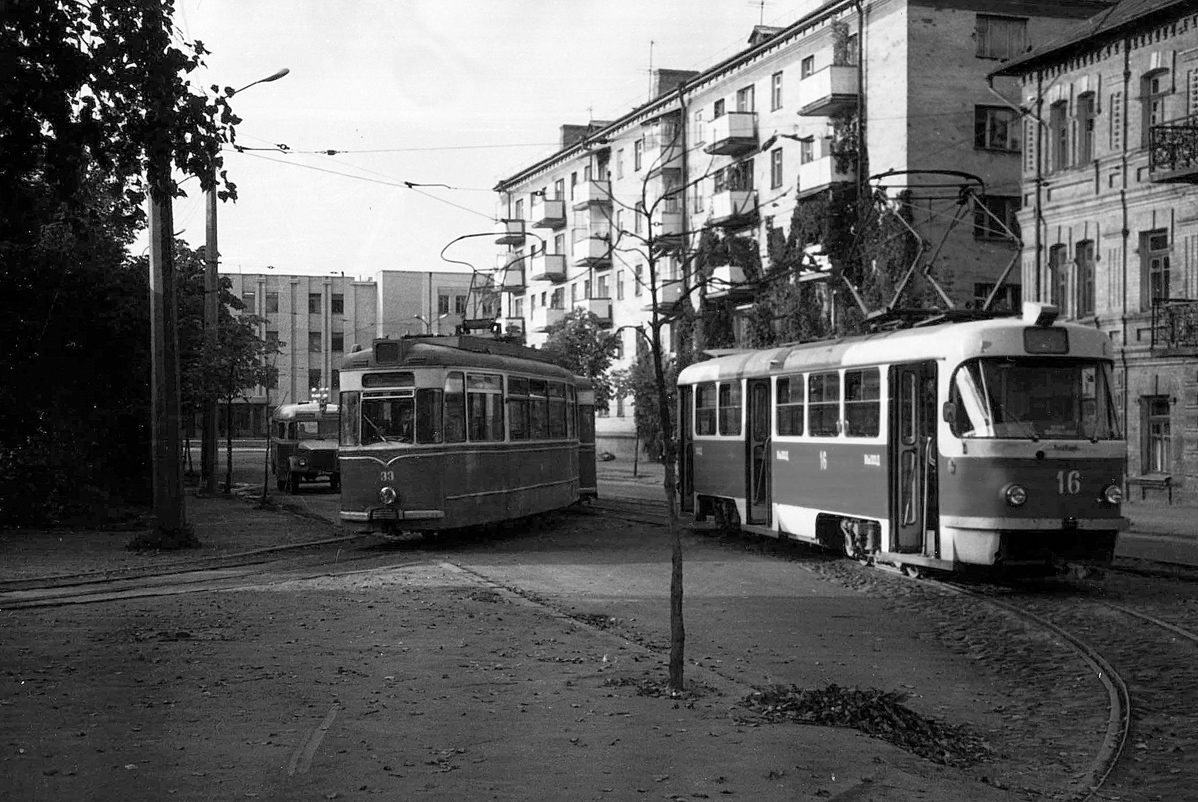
left=741, top=684, right=991, bottom=767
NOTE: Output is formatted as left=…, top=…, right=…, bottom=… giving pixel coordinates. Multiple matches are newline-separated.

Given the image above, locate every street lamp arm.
left=231, top=68, right=290, bottom=97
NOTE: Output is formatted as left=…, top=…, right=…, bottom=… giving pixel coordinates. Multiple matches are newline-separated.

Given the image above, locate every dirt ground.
left=0, top=495, right=1100, bottom=801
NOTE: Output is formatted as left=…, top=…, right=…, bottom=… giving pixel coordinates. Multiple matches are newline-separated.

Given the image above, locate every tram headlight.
left=1004, top=483, right=1028, bottom=507
left=1102, top=484, right=1123, bottom=506
left=378, top=486, right=398, bottom=506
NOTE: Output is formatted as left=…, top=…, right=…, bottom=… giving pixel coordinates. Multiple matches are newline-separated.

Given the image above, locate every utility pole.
left=201, top=67, right=289, bottom=495
left=148, top=158, right=192, bottom=545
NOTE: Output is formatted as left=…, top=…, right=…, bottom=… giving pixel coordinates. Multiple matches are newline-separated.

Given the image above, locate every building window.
left=1143, top=396, right=1171, bottom=473
left=514, top=198, right=523, bottom=219
left=736, top=85, right=754, bottom=113
left=330, top=293, right=343, bottom=315
left=265, top=292, right=279, bottom=313
left=266, top=330, right=279, bottom=350
left=597, top=274, right=609, bottom=299
left=616, top=148, right=624, bottom=178
left=513, top=297, right=523, bottom=318
left=973, top=195, right=1020, bottom=240
left=583, top=278, right=591, bottom=299
left=1050, top=100, right=1069, bottom=171
left=973, top=283, right=1021, bottom=312
left=331, top=332, right=345, bottom=352
left=770, top=148, right=784, bottom=188
left=1075, top=240, right=1095, bottom=318
left=308, top=293, right=321, bottom=314
left=771, top=71, right=783, bottom=110
left=438, top=294, right=450, bottom=314
left=309, top=369, right=322, bottom=394
left=713, top=98, right=725, bottom=118
left=1142, top=229, right=1171, bottom=310
left=800, top=137, right=814, bottom=164
left=634, top=264, right=643, bottom=297
left=241, top=292, right=255, bottom=312
left=308, top=331, right=322, bottom=353
left=976, top=14, right=1027, bottom=60
left=800, top=55, right=814, bottom=79
left=616, top=270, right=625, bottom=300
left=455, top=295, right=467, bottom=315
left=331, top=369, right=340, bottom=393
left=1109, top=90, right=1124, bottom=151
left=571, top=282, right=578, bottom=303
left=554, top=178, right=564, bottom=199
left=1076, top=92, right=1096, bottom=163
left=1142, top=70, right=1170, bottom=147
left=974, top=106, right=1019, bottom=151
left=1048, top=244, right=1069, bottom=311
left=634, top=138, right=643, bottom=171
left=634, top=202, right=644, bottom=234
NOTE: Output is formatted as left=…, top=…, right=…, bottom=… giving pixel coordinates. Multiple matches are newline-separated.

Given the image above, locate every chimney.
left=652, top=68, right=700, bottom=97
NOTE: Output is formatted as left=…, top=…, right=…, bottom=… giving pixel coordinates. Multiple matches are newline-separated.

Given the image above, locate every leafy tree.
left=1, top=1, right=240, bottom=537
left=540, top=309, right=619, bottom=411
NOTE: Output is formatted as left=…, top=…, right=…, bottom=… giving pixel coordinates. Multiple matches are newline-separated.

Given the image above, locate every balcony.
left=705, top=111, right=757, bottom=156
left=528, top=252, right=567, bottom=283
left=572, top=179, right=612, bottom=209
left=797, top=65, right=859, bottom=117
left=531, top=306, right=566, bottom=332
left=530, top=197, right=567, bottom=229
left=495, top=218, right=525, bottom=246
left=572, top=233, right=611, bottom=268
left=499, top=265, right=525, bottom=292
left=798, top=155, right=854, bottom=198
left=1151, top=299, right=1198, bottom=353
left=575, top=297, right=612, bottom=325
left=1149, top=115, right=1198, bottom=184
left=707, top=189, right=757, bottom=227
left=706, top=264, right=753, bottom=301
left=642, top=279, right=685, bottom=313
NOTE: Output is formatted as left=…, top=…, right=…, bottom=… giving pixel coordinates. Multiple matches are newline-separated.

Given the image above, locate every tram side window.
left=809, top=372, right=840, bottom=437
left=467, top=373, right=505, bottom=441
left=444, top=372, right=466, bottom=443
left=567, top=385, right=577, bottom=438
left=718, top=381, right=741, bottom=436
left=530, top=379, right=549, bottom=439
left=548, top=382, right=568, bottom=438
left=338, top=392, right=360, bottom=446
left=776, top=376, right=804, bottom=436
left=695, top=383, right=717, bottom=435
left=509, top=377, right=530, bottom=440
left=416, top=388, right=443, bottom=444
left=844, top=368, right=880, bottom=437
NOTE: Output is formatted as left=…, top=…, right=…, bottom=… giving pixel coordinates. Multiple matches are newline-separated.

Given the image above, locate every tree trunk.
left=649, top=320, right=684, bottom=693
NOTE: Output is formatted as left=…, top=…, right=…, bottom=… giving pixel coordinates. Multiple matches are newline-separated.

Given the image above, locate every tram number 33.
left=379, top=470, right=395, bottom=482
left=1057, top=469, right=1082, bottom=495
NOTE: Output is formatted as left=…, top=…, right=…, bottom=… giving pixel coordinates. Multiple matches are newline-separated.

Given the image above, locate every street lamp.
left=201, top=67, right=290, bottom=496
left=414, top=313, right=449, bottom=335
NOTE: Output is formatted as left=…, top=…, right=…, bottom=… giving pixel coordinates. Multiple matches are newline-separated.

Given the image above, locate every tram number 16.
left=1056, top=469, right=1081, bottom=495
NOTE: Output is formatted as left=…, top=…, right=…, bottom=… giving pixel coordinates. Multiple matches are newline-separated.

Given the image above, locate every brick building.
left=992, top=0, right=1198, bottom=500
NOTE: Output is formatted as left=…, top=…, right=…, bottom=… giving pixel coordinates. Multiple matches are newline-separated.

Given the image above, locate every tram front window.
left=296, top=419, right=338, bottom=440
left=361, top=397, right=415, bottom=445
left=949, top=358, right=1120, bottom=441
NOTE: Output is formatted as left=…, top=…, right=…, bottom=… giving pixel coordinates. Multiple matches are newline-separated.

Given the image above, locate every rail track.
left=595, top=495, right=1198, bottom=801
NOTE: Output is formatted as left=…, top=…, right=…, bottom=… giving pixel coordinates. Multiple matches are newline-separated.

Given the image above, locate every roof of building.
left=991, top=0, right=1189, bottom=75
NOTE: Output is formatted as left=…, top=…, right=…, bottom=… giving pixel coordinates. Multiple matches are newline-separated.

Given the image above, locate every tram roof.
left=677, top=311, right=1114, bottom=385
left=272, top=402, right=339, bottom=420
left=341, top=335, right=587, bottom=385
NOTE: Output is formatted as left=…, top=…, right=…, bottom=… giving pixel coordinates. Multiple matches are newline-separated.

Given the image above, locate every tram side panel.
left=690, top=438, right=748, bottom=520
left=771, top=441, right=890, bottom=544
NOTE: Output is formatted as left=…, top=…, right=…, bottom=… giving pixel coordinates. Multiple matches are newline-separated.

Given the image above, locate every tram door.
left=890, top=362, right=938, bottom=553
left=746, top=379, right=771, bottom=525
left=678, top=385, right=694, bottom=513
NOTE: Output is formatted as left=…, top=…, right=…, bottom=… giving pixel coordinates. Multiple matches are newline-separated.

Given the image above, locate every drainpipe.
left=1119, top=36, right=1132, bottom=465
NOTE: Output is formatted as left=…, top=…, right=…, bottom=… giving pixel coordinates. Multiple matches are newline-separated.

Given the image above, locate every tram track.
left=595, top=494, right=1198, bottom=801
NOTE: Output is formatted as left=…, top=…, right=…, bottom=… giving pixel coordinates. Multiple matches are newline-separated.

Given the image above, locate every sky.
left=156, top=0, right=822, bottom=280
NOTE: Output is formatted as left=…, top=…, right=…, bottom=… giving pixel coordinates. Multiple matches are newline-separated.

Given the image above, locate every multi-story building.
left=992, top=0, right=1198, bottom=500
left=220, top=269, right=479, bottom=435
left=493, top=0, right=1109, bottom=458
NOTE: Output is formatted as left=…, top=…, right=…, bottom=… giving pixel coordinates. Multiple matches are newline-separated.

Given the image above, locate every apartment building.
left=493, top=0, right=1109, bottom=457
left=992, top=0, right=1198, bottom=499
left=220, top=269, right=478, bottom=436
